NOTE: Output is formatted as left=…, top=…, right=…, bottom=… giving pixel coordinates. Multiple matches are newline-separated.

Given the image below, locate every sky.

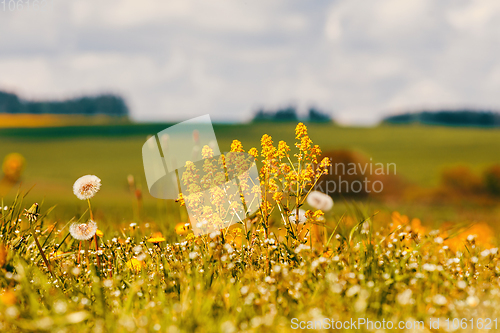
left=1, top=0, right=500, bottom=125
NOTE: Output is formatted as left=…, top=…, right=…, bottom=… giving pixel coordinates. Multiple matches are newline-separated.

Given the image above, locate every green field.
left=2, top=122, right=500, bottom=332
left=1, top=123, right=500, bottom=222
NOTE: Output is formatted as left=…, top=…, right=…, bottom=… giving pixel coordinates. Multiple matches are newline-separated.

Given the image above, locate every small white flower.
left=73, top=175, right=101, bottom=200
left=289, top=209, right=307, bottom=224
left=69, top=220, right=98, bottom=240
left=433, top=294, right=447, bottom=306
left=397, top=289, right=413, bottom=305
left=466, top=295, right=479, bottom=307
left=306, top=191, right=334, bottom=212
left=481, top=249, right=491, bottom=257
left=423, top=263, right=436, bottom=272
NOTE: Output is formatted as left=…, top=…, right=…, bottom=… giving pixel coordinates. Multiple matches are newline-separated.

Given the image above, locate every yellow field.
left=0, top=114, right=128, bottom=128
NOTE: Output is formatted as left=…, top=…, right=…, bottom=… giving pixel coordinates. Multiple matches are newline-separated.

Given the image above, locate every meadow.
left=1, top=122, right=500, bottom=332
left=1, top=122, right=500, bottom=224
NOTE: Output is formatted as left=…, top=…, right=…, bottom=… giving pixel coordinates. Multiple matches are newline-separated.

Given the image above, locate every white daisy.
left=306, top=191, right=334, bottom=212
left=73, top=175, right=101, bottom=200
left=69, top=220, right=98, bottom=241
left=289, top=209, right=307, bottom=224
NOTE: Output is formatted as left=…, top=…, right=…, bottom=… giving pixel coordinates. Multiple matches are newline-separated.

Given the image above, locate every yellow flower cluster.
left=175, top=123, right=329, bottom=245
left=178, top=142, right=260, bottom=239
left=255, top=123, right=330, bottom=238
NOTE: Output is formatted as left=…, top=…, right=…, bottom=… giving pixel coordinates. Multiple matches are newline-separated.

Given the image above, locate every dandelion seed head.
left=69, top=220, right=98, bottom=241
left=306, top=191, right=334, bottom=212
left=289, top=209, right=307, bottom=224
left=73, top=175, right=101, bottom=200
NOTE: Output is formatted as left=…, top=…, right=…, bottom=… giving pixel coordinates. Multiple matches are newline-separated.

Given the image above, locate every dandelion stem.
left=78, top=241, right=82, bottom=264
left=94, top=234, right=101, bottom=269
left=32, top=230, right=54, bottom=277
left=87, top=199, right=94, bottom=221
left=87, top=199, right=101, bottom=269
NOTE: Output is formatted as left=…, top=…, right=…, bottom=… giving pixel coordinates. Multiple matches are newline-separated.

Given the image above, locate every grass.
left=0, top=122, right=499, bottom=332
left=1, top=123, right=500, bottom=213
left=0, top=190, right=499, bottom=332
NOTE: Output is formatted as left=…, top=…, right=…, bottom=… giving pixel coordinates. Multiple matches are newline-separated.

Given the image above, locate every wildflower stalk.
left=32, top=228, right=54, bottom=277
left=24, top=203, right=54, bottom=277
left=78, top=241, right=82, bottom=264
left=87, top=199, right=101, bottom=269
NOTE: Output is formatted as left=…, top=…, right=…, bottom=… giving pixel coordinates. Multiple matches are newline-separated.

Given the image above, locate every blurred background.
left=1, top=0, right=500, bottom=226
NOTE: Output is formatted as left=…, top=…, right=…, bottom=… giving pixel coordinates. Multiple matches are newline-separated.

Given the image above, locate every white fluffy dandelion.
left=69, top=220, right=98, bottom=241
left=289, top=209, right=307, bottom=224
left=306, top=191, right=334, bottom=212
left=73, top=175, right=101, bottom=200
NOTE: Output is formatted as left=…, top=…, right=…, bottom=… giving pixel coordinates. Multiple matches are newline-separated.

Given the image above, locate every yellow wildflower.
left=126, top=258, right=145, bottom=273
left=277, top=140, right=290, bottom=159
left=0, top=289, right=16, bottom=306
left=49, top=251, right=65, bottom=260
left=147, top=232, right=166, bottom=244
left=175, top=193, right=185, bottom=206
left=295, top=122, right=308, bottom=139
left=260, top=134, right=276, bottom=160
left=230, top=140, right=244, bottom=152
left=226, top=227, right=243, bottom=248
left=202, top=145, right=214, bottom=159
left=273, top=192, right=283, bottom=202
left=322, top=249, right=334, bottom=258
left=175, top=222, right=190, bottom=235
left=248, top=147, right=258, bottom=158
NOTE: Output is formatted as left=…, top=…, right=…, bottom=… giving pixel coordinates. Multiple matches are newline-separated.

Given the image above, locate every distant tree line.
left=0, top=91, right=129, bottom=117
left=383, top=110, right=500, bottom=127
left=253, top=106, right=333, bottom=123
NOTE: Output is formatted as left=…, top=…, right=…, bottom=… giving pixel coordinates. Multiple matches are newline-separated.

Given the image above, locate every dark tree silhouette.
left=0, top=91, right=129, bottom=117
left=383, top=110, right=500, bottom=127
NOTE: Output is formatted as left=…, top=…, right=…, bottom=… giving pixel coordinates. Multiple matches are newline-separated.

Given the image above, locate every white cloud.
left=0, top=0, right=500, bottom=124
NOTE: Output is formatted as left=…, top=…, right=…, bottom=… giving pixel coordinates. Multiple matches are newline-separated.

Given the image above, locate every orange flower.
left=391, top=211, right=409, bottom=230
left=323, top=249, right=334, bottom=258
left=2, top=153, right=25, bottom=182
left=0, top=289, right=16, bottom=306
left=0, top=244, right=7, bottom=268
left=96, top=229, right=104, bottom=237
left=442, top=222, right=495, bottom=252
left=410, top=218, right=427, bottom=237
